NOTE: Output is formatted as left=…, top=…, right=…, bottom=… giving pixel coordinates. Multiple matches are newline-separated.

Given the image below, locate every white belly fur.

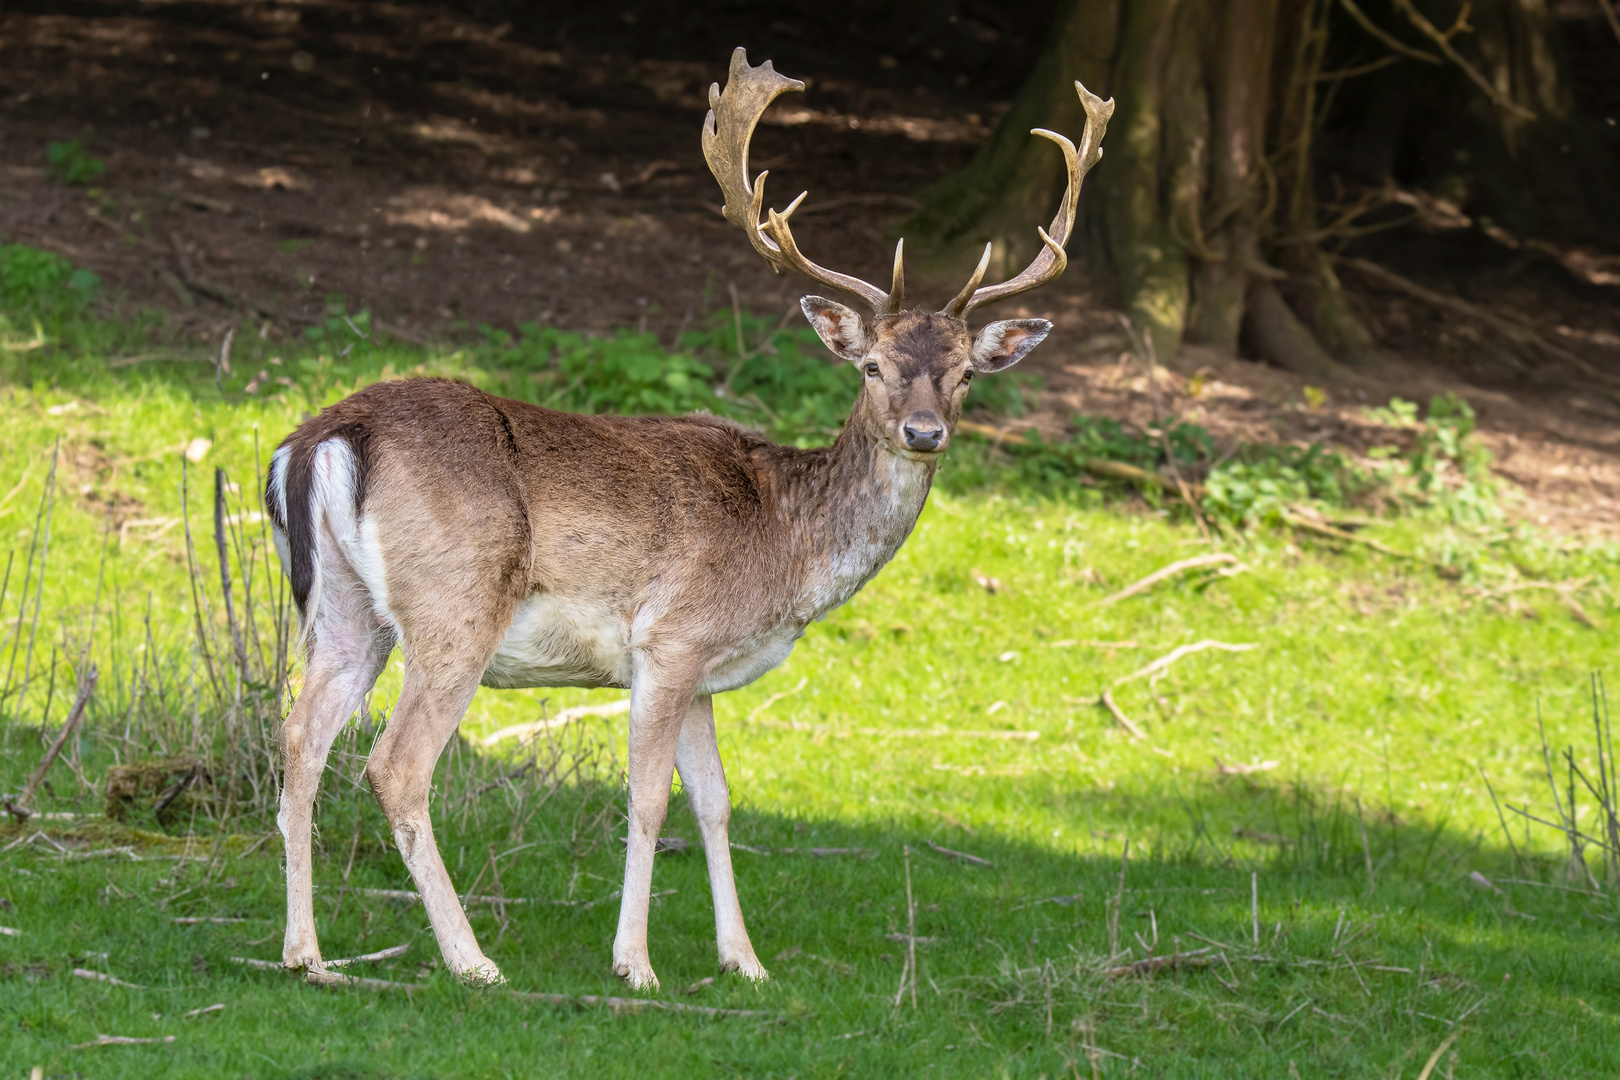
left=481, top=592, right=802, bottom=693
left=483, top=591, right=632, bottom=689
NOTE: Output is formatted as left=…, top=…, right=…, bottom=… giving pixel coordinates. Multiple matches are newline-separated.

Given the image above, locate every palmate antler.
left=702, top=48, right=905, bottom=315
left=702, top=48, right=1114, bottom=320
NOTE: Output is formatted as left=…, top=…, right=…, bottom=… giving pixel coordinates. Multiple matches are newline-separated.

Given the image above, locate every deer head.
left=703, top=48, right=1114, bottom=458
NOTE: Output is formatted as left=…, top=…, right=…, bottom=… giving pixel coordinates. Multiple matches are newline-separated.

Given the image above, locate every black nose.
left=902, top=419, right=945, bottom=452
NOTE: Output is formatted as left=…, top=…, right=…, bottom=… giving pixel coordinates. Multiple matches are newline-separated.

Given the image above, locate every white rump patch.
left=267, top=445, right=293, bottom=574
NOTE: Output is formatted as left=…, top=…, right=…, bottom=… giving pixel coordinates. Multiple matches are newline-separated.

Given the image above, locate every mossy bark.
left=1098, top=0, right=1189, bottom=360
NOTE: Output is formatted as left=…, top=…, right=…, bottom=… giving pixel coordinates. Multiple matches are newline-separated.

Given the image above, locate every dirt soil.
left=2, top=1, right=1618, bottom=539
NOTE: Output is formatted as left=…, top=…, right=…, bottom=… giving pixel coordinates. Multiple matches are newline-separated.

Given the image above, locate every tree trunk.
left=902, top=0, right=1615, bottom=376
left=1098, top=0, right=1190, bottom=359
left=896, top=0, right=1120, bottom=282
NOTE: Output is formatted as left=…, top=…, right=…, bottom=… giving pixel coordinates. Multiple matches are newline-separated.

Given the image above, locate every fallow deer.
left=266, top=48, right=1112, bottom=991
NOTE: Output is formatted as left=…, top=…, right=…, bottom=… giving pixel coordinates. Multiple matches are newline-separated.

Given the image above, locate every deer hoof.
left=721, top=952, right=770, bottom=982
left=458, top=963, right=507, bottom=988
left=282, top=950, right=322, bottom=972
left=614, top=957, right=660, bottom=992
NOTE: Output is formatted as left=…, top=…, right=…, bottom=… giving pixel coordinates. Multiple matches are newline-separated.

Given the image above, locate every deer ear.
left=801, top=296, right=869, bottom=363
left=970, top=319, right=1051, bottom=373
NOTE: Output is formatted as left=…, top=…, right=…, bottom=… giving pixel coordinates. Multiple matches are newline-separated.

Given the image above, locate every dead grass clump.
left=103, top=756, right=213, bottom=828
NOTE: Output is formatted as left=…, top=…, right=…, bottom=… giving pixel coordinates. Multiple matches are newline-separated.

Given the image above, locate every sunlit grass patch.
left=1, top=274, right=1618, bottom=1076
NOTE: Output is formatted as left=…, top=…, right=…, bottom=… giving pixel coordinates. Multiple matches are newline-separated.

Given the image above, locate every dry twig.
left=481, top=699, right=631, bottom=747
left=1093, top=553, right=1246, bottom=608
left=6, top=666, right=98, bottom=822
left=70, top=1035, right=176, bottom=1049
left=1280, top=509, right=1421, bottom=561
left=923, top=839, right=992, bottom=867
left=72, top=968, right=146, bottom=989
left=1116, top=640, right=1257, bottom=686
left=324, top=944, right=410, bottom=968
left=1103, top=947, right=1216, bottom=978
left=1099, top=691, right=1145, bottom=740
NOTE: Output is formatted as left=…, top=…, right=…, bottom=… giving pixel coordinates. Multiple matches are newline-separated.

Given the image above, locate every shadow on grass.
left=2, top=756, right=1610, bottom=1079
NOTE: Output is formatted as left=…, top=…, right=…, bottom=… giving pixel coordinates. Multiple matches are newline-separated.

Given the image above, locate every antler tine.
left=944, top=81, right=1116, bottom=320
left=702, top=48, right=903, bottom=315
left=942, top=243, right=992, bottom=320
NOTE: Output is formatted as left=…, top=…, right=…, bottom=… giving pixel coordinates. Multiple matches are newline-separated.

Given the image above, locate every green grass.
left=2, top=269, right=1620, bottom=1077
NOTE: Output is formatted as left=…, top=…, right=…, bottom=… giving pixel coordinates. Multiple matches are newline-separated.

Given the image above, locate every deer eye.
left=961, top=370, right=975, bottom=384
left=864, top=362, right=880, bottom=378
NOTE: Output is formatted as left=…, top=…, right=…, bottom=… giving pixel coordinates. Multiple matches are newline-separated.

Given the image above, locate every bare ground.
left=2, top=0, right=1617, bottom=538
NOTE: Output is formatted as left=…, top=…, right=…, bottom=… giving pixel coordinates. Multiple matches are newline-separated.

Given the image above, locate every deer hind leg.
left=279, top=612, right=391, bottom=971
left=612, top=665, right=702, bottom=991
left=365, top=660, right=502, bottom=985
left=676, top=695, right=767, bottom=981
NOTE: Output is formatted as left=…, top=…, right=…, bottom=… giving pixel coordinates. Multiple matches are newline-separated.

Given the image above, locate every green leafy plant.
left=479, top=323, right=722, bottom=417
left=0, top=244, right=99, bottom=309
left=1203, top=444, right=1357, bottom=528
left=1411, top=392, right=1498, bottom=524
left=45, top=139, right=106, bottom=185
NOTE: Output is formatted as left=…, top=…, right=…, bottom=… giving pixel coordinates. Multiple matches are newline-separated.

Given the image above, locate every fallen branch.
left=1104, top=947, right=1215, bottom=978
left=352, top=886, right=657, bottom=910
left=70, top=1035, right=176, bottom=1049
left=1280, top=508, right=1422, bottom=561
left=508, top=988, right=777, bottom=1019
left=1116, top=640, right=1258, bottom=686
left=924, top=839, right=992, bottom=867
left=1484, top=578, right=1602, bottom=629
left=324, top=943, right=410, bottom=968
left=723, top=844, right=870, bottom=857
left=171, top=917, right=249, bottom=925
left=230, top=957, right=287, bottom=971
left=304, top=968, right=420, bottom=993
left=6, top=666, right=98, bottom=822
left=481, top=699, right=631, bottom=747
left=1099, top=691, right=1145, bottom=740
left=290, top=961, right=778, bottom=1017
left=72, top=967, right=147, bottom=989
left=1093, top=553, right=1246, bottom=608
left=60, top=846, right=138, bottom=861
left=181, top=1003, right=225, bottom=1018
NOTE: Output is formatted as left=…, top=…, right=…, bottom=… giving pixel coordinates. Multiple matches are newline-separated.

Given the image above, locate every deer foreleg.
left=612, top=669, right=695, bottom=991
left=676, top=695, right=767, bottom=981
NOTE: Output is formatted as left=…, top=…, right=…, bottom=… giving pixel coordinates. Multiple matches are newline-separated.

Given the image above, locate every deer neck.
left=783, top=407, right=938, bottom=621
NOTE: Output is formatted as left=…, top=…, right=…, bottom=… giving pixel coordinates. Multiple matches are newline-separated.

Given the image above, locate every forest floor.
left=3, top=0, right=1620, bottom=540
